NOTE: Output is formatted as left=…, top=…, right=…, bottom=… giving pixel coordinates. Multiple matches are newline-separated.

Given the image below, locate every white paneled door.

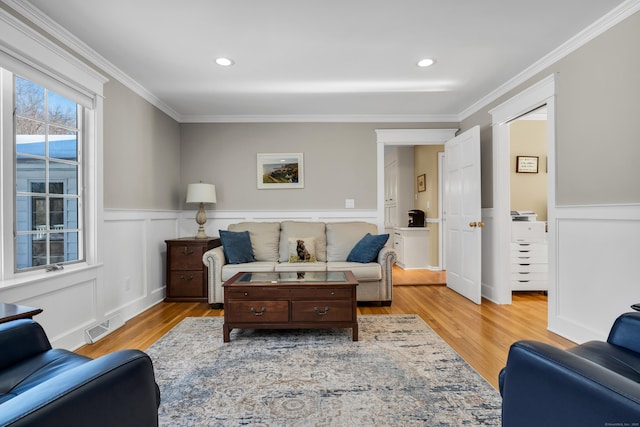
left=444, top=126, right=482, bottom=304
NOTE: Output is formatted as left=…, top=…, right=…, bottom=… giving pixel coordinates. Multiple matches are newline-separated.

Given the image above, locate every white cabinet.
left=511, top=222, right=547, bottom=291
left=394, top=227, right=429, bottom=270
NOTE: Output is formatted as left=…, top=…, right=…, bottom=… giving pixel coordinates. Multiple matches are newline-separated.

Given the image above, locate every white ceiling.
left=21, top=0, right=628, bottom=122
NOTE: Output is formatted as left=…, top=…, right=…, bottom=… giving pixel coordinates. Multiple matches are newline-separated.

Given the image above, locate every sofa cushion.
left=229, top=222, right=280, bottom=262
left=287, top=237, right=317, bottom=263
left=328, top=262, right=382, bottom=281
left=326, top=222, right=378, bottom=262
left=279, top=221, right=327, bottom=262
left=347, top=233, right=389, bottom=263
left=1, top=349, right=90, bottom=402
left=568, top=341, right=640, bottom=383
left=219, top=230, right=255, bottom=264
left=221, top=262, right=277, bottom=281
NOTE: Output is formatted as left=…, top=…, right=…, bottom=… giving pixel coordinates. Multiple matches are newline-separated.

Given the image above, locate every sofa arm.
left=500, top=340, right=640, bottom=427
left=377, top=246, right=397, bottom=303
left=0, top=349, right=160, bottom=427
left=203, top=246, right=226, bottom=305
left=0, top=319, right=52, bottom=371
left=608, top=312, right=640, bottom=353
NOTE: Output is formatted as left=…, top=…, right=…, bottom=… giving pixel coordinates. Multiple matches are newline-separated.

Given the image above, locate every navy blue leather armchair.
left=499, top=312, right=640, bottom=426
left=0, top=319, right=160, bottom=427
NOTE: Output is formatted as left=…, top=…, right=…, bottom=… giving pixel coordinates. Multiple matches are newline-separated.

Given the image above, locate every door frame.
left=375, top=129, right=458, bottom=268
left=489, top=74, right=557, bottom=305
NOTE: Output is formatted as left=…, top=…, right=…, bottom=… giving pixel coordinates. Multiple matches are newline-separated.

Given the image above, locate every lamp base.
left=194, top=226, right=208, bottom=239
left=194, top=202, right=209, bottom=239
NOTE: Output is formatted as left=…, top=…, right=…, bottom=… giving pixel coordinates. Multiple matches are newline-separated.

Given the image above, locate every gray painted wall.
left=179, top=123, right=450, bottom=211
left=101, top=10, right=640, bottom=211
left=103, top=79, right=181, bottom=209
left=462, top=10, right=640, bottom=207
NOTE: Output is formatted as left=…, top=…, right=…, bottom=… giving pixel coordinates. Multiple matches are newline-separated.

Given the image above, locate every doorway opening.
left=489, top=74, right=557, bottom=306
left=508, top=107, right=549, bottom=295
left=375, top=129, right=457, bottom=275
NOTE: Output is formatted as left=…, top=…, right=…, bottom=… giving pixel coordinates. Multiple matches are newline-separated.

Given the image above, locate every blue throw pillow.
left=219, top=230, right=255, bottom=264
left=347, top=233, right=389, bottom=263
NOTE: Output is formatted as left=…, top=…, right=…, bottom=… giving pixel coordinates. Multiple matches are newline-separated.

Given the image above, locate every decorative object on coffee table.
left=222, top=271, right=358, bottom=342
left=185, top=182, right=217, bottom=238
left=165, top=237, right=221, bottom=302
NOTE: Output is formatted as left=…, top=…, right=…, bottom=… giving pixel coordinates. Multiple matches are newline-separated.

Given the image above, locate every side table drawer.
left=226, top=301, right=289, bottom=323
left=168, top=271, right=205, bottom=297
left=291, top=300, right=353, bottom=322
left=169, top=245, right=206, bottom=270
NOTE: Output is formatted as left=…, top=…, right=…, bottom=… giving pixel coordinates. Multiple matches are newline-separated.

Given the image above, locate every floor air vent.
left=85, top=314, right=124, bottom=343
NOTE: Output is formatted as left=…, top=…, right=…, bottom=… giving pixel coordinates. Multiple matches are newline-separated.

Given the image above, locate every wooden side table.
left=165, top=237, right=221, bottom=302
left=0, top=302, right=43, bottom=323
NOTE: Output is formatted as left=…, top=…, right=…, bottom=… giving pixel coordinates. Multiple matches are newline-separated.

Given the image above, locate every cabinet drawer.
left=511, top=253, right=548, bottom=263
left=511, top=263, right=548, bottom=273
left=226, top=301, right=289, bottom=323
left=511, top=271, right=548, bottom=281
left=291, top=300, right=353, bottom=322
left=170, top=245, right=206, bottom=270
left=288, top=288, right=352, bottom=300
left=512, top=279, right=548, bottom=291
left=227, top=288, right=288, bottom=300
left=168, top=271, right=205, bottom=297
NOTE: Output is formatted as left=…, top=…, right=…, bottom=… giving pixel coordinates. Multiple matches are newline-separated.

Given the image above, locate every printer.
left=510, top=210, right=537, bottom=222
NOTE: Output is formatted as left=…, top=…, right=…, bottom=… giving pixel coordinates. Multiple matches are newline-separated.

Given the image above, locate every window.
left=14, top=76, right=83, bottom=271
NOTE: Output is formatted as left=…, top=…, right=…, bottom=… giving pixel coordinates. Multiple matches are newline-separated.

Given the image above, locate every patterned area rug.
left=146, top=315, right=502, bottom=426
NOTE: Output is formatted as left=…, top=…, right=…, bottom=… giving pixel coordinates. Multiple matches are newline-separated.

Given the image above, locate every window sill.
left=0, top=262, right=103, bottom=291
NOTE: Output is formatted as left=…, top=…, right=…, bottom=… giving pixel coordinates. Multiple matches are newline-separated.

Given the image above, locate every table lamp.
left=186, top=183, right=217, bottom=238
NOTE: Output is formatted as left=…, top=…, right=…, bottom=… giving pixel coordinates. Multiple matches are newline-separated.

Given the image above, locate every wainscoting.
left=0, top=209, right=380, bottom=350
left=548, top=204, right=640, bottom=343
left=4, top=204, right=632, bottom=349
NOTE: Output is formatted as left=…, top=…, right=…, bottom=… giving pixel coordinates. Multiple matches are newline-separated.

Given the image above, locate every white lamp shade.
left=186, top=183, right=217, bottom=204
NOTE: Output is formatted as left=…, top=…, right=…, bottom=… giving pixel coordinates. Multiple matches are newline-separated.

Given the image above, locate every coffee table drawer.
left=288, top=288, right=352, bottom=299
left=227, top=288, right=287, bottom=299
left=291, top=301, right=353, bottom=322
left=226, top=301, right=289, bottom=323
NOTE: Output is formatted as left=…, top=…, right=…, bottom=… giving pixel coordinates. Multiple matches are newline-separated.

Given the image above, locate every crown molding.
left=6, top=0, right=640, bottom=124
left=458, top=0, right=640, bottom=121
left=179, top=113, right=460, bottom=123
left=2, top=0, right=183, bottom=122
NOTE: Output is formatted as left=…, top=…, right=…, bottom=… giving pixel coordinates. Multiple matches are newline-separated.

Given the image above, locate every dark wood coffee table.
left=0, top=302, right=43, bottom=324
left=222, top=271, right=358, bottom=342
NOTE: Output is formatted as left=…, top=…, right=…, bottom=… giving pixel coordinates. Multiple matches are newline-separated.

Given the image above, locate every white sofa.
left=202, top=221, right=397, bottom=307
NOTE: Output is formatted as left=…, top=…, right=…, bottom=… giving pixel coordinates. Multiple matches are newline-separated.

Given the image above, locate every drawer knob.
left=244, top=292, right=249, bottom=296
left=330, top=291, right=335, bottom=296
left=314, top=306, right=330, bottom=316
left=182, top=247, right=194, bottom=256
left=250, top=307, right=266, bottom=316
left=179, top=275, right=194, bottom=281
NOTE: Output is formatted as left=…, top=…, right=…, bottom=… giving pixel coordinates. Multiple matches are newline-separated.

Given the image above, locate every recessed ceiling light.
left=215, top=57, right=234, bottom=67
left=417, top=58, right=435, bottom=68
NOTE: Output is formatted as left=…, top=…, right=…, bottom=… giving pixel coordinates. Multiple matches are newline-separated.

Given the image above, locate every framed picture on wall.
left=257, top=153, right=304, bottom=189
left=516, top=156, right=539, bottom=173
left=417, top=174, right=426, bottom=192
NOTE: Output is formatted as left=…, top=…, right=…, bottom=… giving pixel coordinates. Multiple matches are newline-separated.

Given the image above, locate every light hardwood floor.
left=76, top=273, right=575, bottom=390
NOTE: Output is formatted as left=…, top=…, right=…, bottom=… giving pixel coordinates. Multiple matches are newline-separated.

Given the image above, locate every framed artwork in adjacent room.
left=417, top=174, right=426, bottom=192
left=257, top=153, right=304, bottom=189
left=516, top=156, right=539, bottom=173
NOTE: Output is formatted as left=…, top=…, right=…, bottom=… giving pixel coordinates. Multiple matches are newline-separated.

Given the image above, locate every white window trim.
left=0, top=8, right=106, bottom=283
